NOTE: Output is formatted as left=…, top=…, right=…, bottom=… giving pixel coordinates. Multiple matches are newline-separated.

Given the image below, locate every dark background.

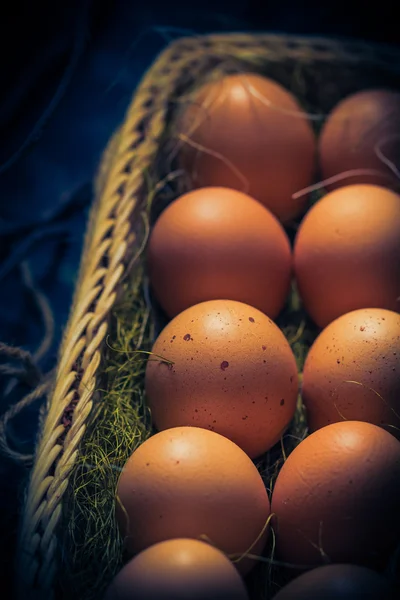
left=0, top=1, right=398, bottom=598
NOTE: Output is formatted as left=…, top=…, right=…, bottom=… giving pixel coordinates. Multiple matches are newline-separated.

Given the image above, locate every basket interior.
left=57, top=35, right=400, bottom=600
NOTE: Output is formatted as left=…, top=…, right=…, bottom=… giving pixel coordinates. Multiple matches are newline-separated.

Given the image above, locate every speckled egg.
left=116, top=427, right=271, bottom=575
left=104, top=539, right=249, bottom=600
left=272, top=564, right=397, bottom=600
left=145, top=299, right=299, bottom=458
left=147, top=187, right=292, bottom=319
left=271, top=421, right=400, bottom=569
left=302, top=308, right=400, bottom=436
left=294, top=184, right=400, bottom=328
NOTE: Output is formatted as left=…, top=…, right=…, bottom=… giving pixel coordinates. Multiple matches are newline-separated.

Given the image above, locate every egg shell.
left=293, top=184, right=400, bottom=328
left=319, top=89, right=400, bottom=192
left=301, top=308, right=400, bottom=436
left=104, top=538, right=249, bottom=600
left=272, top=564, right=397, bottom=600
left=116, top=426, right=271, bottom=575
left=147, top=187, right=292, bottom=319
left=145, top=299, right=299, bottom=458
left=175, top=72, right=316, bottom=222
left=271, top=421, right=400, bottom=569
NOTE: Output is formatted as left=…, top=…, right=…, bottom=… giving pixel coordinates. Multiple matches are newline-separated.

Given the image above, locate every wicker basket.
left=15, top=32, right=400, bottom=600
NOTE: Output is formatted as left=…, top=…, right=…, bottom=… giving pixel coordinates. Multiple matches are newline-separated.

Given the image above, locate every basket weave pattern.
left=15, top=33, right=400, bottom=600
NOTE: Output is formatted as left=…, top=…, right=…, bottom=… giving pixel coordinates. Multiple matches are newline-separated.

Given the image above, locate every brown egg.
left=145, top=299, right=299, bottom=458
left=116, top=427, right=270, bottom=575
left=271, top=421, right=400, bottom=570
left=273, top=564, right=397, bottom=600
left=175, top=73, right=316, bottom=222
left=302, top=308, right=400, bottom=436
left=147, top=187, right=292, bottom=319
left=319, top=89, right=400, bottom=192
left=104, top=539, right=249, bottom=600
left=293, top=184, right=400, bottom=328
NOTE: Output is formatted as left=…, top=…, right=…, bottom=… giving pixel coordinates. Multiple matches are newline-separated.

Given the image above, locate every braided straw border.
left=15, top=32, right=400, bottom=600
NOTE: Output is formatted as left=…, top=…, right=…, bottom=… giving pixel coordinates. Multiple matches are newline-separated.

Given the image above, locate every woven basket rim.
left=168, top=31, right=400, bottom=69
left=184, top=30, right=400, bottom=50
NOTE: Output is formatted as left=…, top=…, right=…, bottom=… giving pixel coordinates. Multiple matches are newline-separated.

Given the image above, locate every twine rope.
left=0, top=260, right=55, bottom=465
